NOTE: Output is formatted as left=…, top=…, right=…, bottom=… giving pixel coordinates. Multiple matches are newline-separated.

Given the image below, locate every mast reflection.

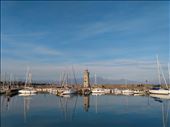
left=162, top=100, right=169, bottom=127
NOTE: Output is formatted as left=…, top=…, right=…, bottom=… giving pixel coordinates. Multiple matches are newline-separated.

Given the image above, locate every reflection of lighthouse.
left=83, top=96, right=90, bottom=112
left=83, top=70, right=90, bottom=88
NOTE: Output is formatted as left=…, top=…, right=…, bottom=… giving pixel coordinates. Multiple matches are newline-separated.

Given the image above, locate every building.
left=83, top=70, right=90, bottom=88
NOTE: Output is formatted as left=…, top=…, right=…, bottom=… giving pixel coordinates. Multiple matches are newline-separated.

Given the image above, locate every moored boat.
left=149, top=56, right=170, bottom=95
left=149, top=88, right=169, bottom=95
left=92, top=88, right=105, bottom=93
left=19, top=87, right=37, bottom=94
left=62, top=88, right=77, bottom=95
left=122, top=89, right=134, bottom=95
left=19, top=67, right=37, bottom=95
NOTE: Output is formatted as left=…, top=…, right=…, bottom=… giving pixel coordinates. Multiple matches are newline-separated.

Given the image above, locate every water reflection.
left=0, top=94, right=170, bottom=127
left=83, top=95, right=90, bottom=112
left=1, top=94, right=17, bottom=112
left=22, top=95, right=31, bottom=123
left=161, top=100, right=169, bottom=127
left=58, top=95, right=78, bottom=121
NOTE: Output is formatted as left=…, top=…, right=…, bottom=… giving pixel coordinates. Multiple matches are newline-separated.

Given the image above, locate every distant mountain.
left=34, top=77, right=140, bottom=85
left=60, top=76, right=141, bottom=85
left=89, top=77, right=141, bottom=84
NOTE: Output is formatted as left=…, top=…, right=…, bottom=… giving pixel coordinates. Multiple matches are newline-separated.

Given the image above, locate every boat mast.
left=60, top=72, right=62, bottom=86
left=157, top=55, right=168, bottom=89
left=9, top=73, right=12, bottom=86
left=61, top=72, right=66, bottom=87
left=72, top=66, right=77, bottom=86
left=156, top=55, right=161, bottom=85
left=94, top=73, right=97, bottom=85
left=159, top=63, right=168, bottom=89
left=28, top=71, right=32, bottom=87
left=66, top=73, right=68, bottom=87
left=25, top=67, right=29, bottom=88
left=168, top=63, right=170, bottom=88
left=3, top=72, right=6, bottom=89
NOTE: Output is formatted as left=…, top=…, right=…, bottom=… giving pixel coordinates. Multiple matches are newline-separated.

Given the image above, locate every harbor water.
left=1, top=94, right=169, bottom=127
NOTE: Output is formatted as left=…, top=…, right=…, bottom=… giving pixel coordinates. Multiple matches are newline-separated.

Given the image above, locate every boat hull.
left=62, top=89, right=77, bottom=95
left=19, top=89, right=37, bottom=94
left=122, top=90, right=134, bottom=95
left=92, top=88, right=105, bottom=93
left=149, top=89, right=169, bottom=95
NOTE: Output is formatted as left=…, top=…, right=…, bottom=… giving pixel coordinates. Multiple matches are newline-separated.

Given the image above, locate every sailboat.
left=19, top=67, right=37, bottom=95
left=122, top=79, right=134, bottom=95
left=62, top=87, right=77, bottom=95
left=59, top=68, right=77, bottom=95
left=149, top=56, right=170, bottom=95
left=92, top=87, right=105, bottom=94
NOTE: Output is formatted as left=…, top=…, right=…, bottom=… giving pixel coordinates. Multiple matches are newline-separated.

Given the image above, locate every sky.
left=1, top=1, right=170, bottom=83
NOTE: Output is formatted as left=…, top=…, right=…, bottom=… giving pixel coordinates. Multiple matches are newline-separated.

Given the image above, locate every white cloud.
left=1, top=32, right=48, bottom=37
left=1, top=40, right=63, bottom=60
left=34, top=46, right=62, bottom=56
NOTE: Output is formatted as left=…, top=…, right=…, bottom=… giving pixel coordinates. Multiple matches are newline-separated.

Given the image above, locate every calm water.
left=1, top=94, right=169, bottom=127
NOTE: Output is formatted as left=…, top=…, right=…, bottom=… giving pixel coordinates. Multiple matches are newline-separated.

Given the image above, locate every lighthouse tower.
left=83, top=70, right=90, bottom=88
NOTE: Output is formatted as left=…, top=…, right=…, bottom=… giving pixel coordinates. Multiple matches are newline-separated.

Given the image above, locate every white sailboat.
left=62, top=88, right=77, bottom=95
left=19, top=67, right=37, bottom=95
left=149, top=56, right=170, bottom=95
left=122, top=79, right=134, bottom=95
left=92, top=88, right=105, bottom=93
left=149, top=89, right=169, bottom=95
left=122, top=89, right=134, bottom=95
left=113, top=88, right=122, bottom=95
left=59, top=68, right=77, bottom=95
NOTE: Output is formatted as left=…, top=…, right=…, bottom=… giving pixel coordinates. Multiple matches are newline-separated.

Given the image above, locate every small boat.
left=104, top=89, right=111, bottom=93
left=19, top=67, right=37, bottom=95
left=19, top=87, right=37, bottom=94
left=58, top=69, right=78, bottom=95
left=62, top=88, right=77, bottom=95
left=92, top=88, right=105, bottom=93
left=92, top=93, right=105, bottom=96
left=122, top=89, right=134, bottom=95
left=133, top=90, right=144, bottom=96
left=149, top=56, right=170, bottom=95
left=18, top=93, right=36, bottom=96
left=113, top=88, right=122, bottom=95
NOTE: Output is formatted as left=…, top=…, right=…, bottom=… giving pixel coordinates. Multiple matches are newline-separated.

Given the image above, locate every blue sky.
left=1, top=1, right=170, bottom=83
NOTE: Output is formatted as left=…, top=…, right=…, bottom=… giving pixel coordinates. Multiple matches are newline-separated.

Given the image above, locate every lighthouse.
left=83, top=70, right=90, bottom=88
